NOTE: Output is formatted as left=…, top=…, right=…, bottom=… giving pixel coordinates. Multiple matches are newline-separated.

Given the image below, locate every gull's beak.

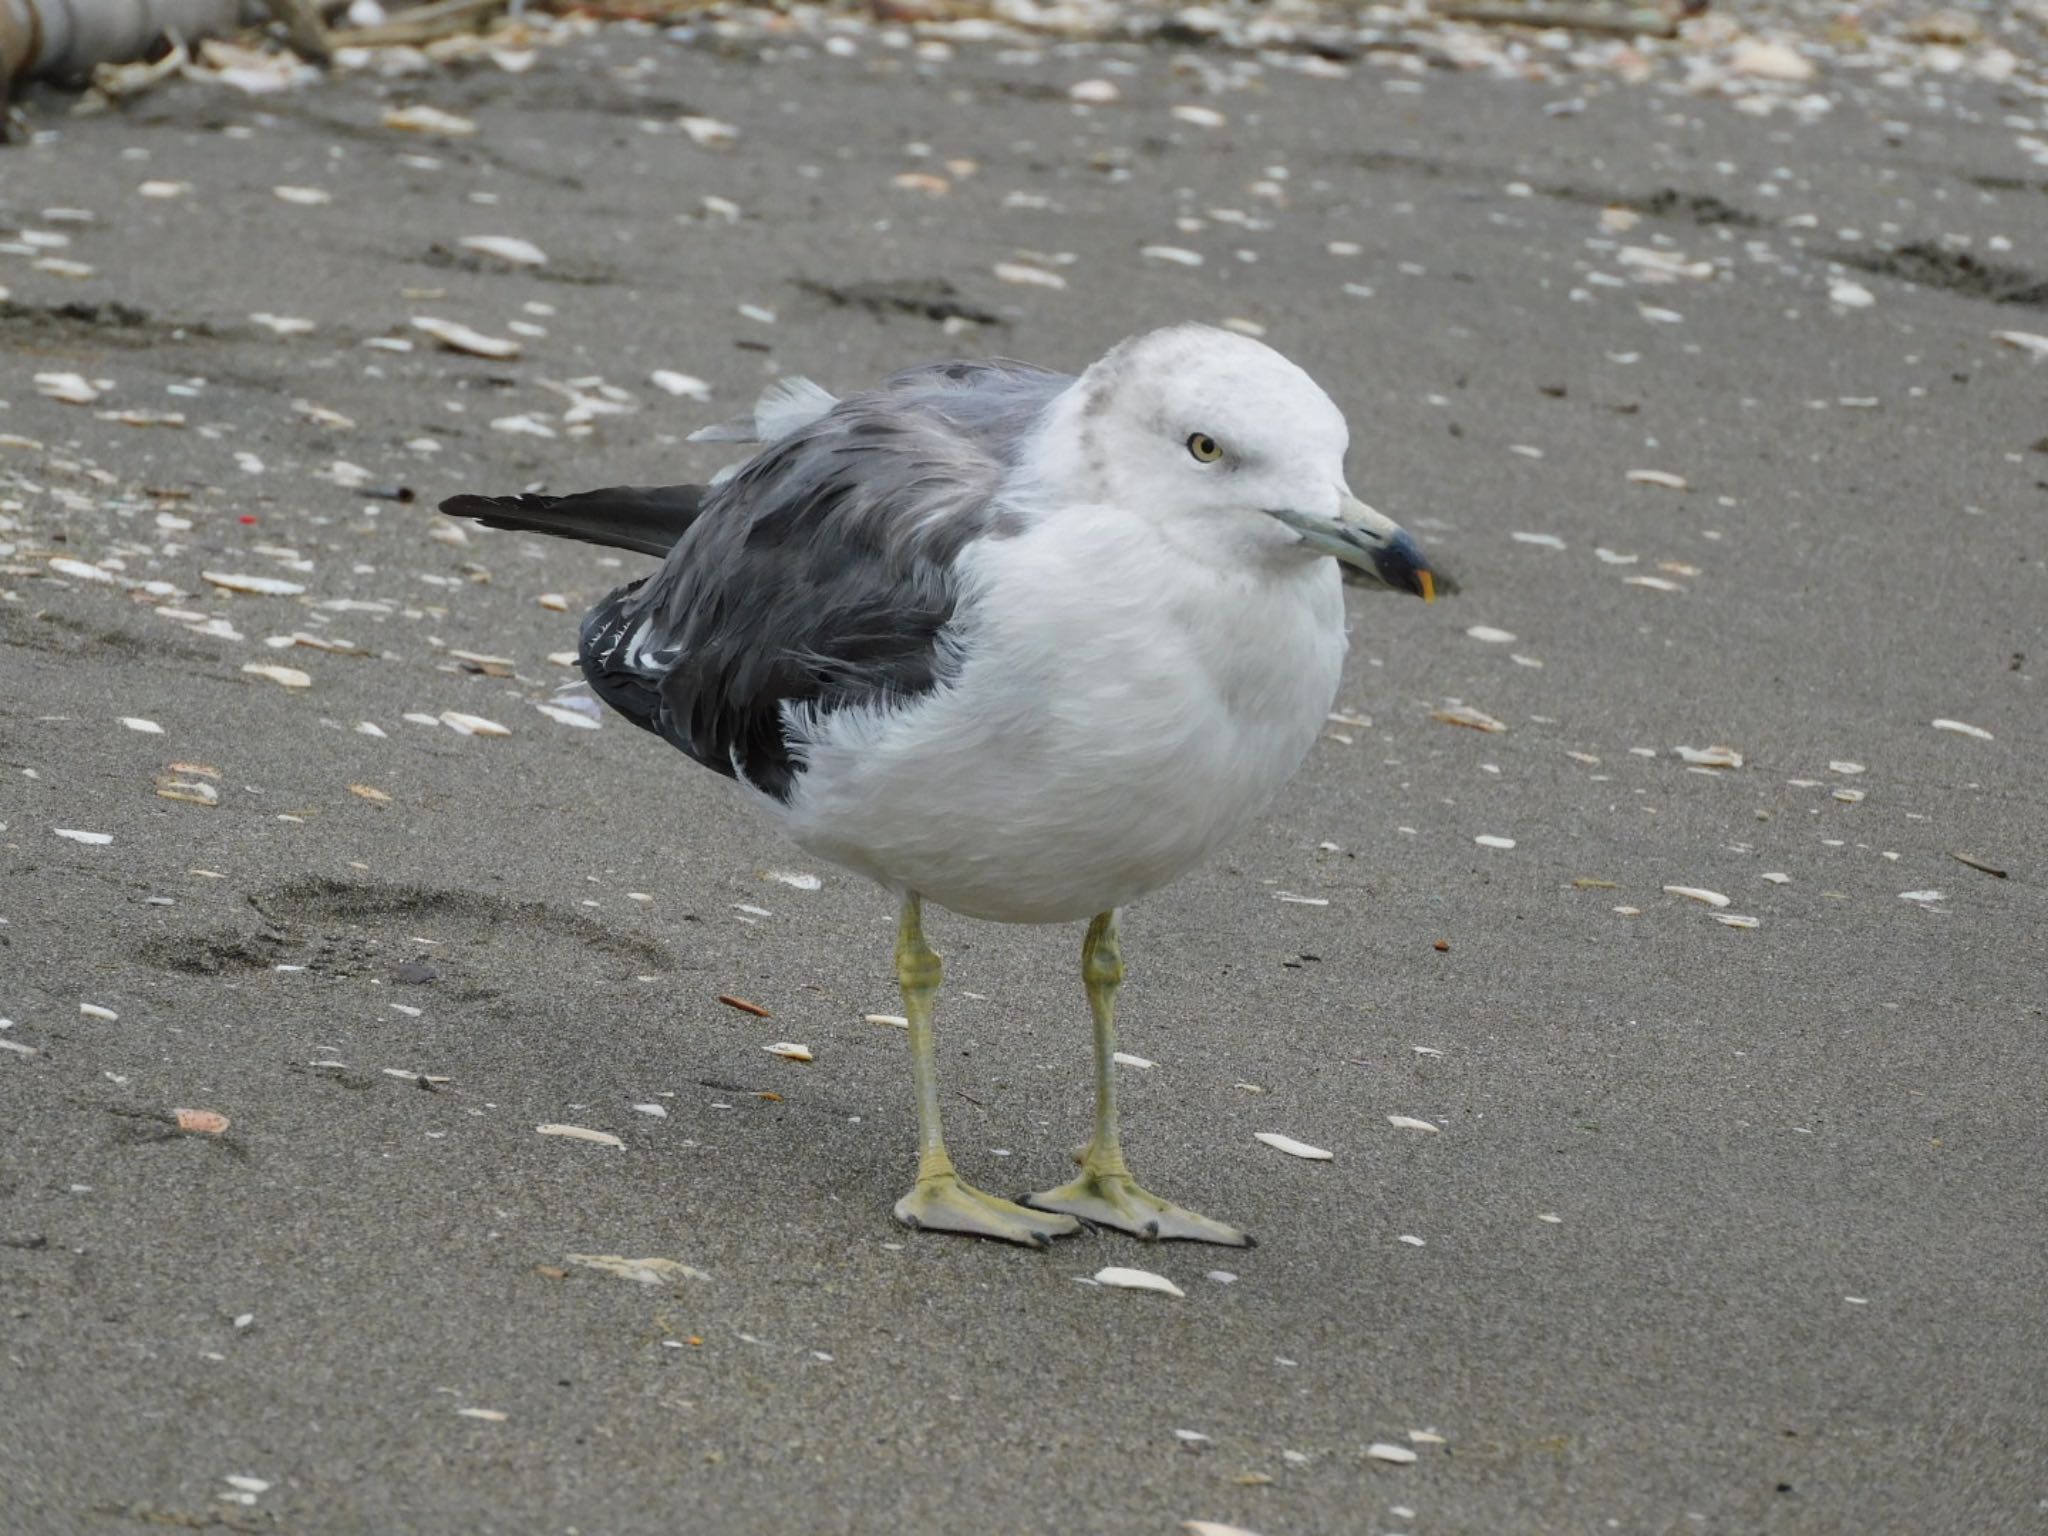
left=1267, top=496, right=1438, bottom=602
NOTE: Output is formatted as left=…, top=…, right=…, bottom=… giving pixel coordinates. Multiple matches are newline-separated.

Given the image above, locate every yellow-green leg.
left=1023, top=912, right=1253, bottom=1246
left=890, top=895, right=1079, bottom=1249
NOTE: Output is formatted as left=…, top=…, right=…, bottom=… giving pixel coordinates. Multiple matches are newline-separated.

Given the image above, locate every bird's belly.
left=775, top=557, right=1347, bottom=923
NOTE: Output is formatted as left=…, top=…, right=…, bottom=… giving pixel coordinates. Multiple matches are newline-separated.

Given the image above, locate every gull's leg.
left=890, top=895, right=1079, bottom=1249
left=1023, top=912, right=1253, bottom=1246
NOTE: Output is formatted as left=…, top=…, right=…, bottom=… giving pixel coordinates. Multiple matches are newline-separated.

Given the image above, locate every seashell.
left=1254, top=1131, right=1332, bottom=1160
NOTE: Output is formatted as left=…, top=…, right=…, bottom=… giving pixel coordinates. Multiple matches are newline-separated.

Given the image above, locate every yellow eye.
left=1186, top=433, right=1223, bottom=463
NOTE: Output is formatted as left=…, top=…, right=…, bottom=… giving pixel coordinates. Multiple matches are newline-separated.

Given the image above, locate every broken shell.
left=994, top=262, right=1066, bottom=290
left=174, top=1108, right=230, bottom=1134
left=563, top=1253, right=709, bottom=1284
left=383, top=105, right=476, bottom=137
left=649, top=370, right=710, bottom=400
left=204, top=571, right=305, bottom=596
left=241, top=664, right=312, bottom=689
left=536, top=1123, right=624, bottom=1147
left=1386, top=1115, right=1441, bottom=1134
left=1674, top=745, right=1743, bottom=769
left=1366, top=1442, right=1419, bottom=1465
left=1663, top=885, right=1730, bottom=908
left=1092, top=1265, right=1183, bottom=1296
left=1626, top=469, right=1689, bottom=490
left=1431, top=703, right=1507, bottom=733
left=1254, top=1131, right=1333, bottom=1160
left=439, top=712, right=510, bottom=737
left=34, top=372, right=102, bottom=405
left=412, top=317, right=521, bottom=360
left=677, top=115, right=739, bottom=147
left=764, top=1042, right=814, bottom=1063
left=459, top=235, right=547, bottom=267
left=1930, top=719, right=1992, bottom=741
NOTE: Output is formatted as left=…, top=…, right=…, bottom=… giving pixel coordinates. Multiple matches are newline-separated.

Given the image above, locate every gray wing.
left=580, top=357, right=1071, bottom=801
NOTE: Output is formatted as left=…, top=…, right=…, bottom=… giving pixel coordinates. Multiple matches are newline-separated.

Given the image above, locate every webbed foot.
left=1023, top=1169, right=1253, bottom=1247
left=895, top=1173, right=1082, bottom=1249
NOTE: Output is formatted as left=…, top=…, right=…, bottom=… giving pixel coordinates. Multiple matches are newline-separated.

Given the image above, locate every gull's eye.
left=1186, top=432, right=1223, bottom=463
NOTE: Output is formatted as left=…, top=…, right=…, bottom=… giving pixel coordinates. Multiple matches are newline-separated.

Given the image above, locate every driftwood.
left=325, top=0, right=507, bottom=48
left=1431, top=1, right=1681, bottom=38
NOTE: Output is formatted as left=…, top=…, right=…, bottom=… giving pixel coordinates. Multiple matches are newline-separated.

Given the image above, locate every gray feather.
left=581, top=357, right=1071, bottom=800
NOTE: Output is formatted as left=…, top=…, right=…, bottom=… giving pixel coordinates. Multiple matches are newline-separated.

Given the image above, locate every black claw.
left=1142, top=1219, right=1162, bottom=1240
left=1028, top=1231, right=1052, bottom=1251
left=1241, top=1232, right=1258, bottom=1249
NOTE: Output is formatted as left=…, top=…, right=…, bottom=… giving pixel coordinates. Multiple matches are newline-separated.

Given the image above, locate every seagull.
left=441, top=325, right=1438, bottom=1249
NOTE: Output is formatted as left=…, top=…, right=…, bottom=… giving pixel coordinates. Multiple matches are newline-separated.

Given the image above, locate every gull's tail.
left=438, top=484, right=706, bottom=558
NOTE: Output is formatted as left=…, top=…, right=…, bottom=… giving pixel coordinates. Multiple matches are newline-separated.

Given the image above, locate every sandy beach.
left=4, top=14, right=2046, bottom=1532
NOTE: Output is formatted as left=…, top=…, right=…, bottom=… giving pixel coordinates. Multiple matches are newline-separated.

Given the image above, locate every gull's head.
left=1052, top=325, right=1436, bottom=599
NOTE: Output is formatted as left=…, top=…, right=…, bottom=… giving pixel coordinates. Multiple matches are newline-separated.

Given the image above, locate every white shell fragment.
left=1930, top=719, right=1993, bottom=741
left=383, top=104, right=477, bottom=137
left=1713, top=914, right=1761, bottom=930
left=1626, top=469, right=1689, bottom=490
left=80, top=1003, right=119, bottom=1019
left=460, top=235, right=548, bottom=267
left=1112, top=1051, right=1156, bottom=1069
left=1366, top=1442, right=1419, bottom=1465
left=241, top=664, right=312, bottom=689
left=994, top=262, right=1066, bottom=290
left=536, top=1123, right=624, bottom=1147
left=1141, top=246, right=1205, bottom=267
left=1431, top=703, right=1507, bottom=733
left=440, top=712, right=511, bottom=737
left=1664, top=885, right=1731, bottom=908
left=1465, top=625, right=1515, bottom=643
left=534, top=702, right=600, bottom=730
left=55, top=828, right=114, bottom=845
left=1386, top=1115, right=1441, bottom=1134
left=411, top=317, right=522, bottom=360
left=1068, top=78, right=1120, bottom=104
left=677, top=115, right=739, bottom=147
left=456, top=1408, right=507, bottom=1421
left=1898, top=889, right=1946, bottom=904
left=562, top=1253, right=709, bottom=1284
left=35, top=372, right=102, bottom=404
left=650, top=370, right=711, bottom=400
left=204, top=571, right=306, bottom=597
left=1675, top=745, right=1744, bottom=769
left=121, top=717, right=163, bottom=734
left=49, top=558, right=116, bottom=583
left=1474, top=835, right=1516, bottom=850
left=1993, top=331, right=2048, bottom=360
left=1254, top=1131, right=1333, bottom=1160
left=1180, top=1524, right=1262, bottom=1536
left=764, top=1042, right=815, bottom=1063
left=1092, top=1265, right=1183, bottom=1297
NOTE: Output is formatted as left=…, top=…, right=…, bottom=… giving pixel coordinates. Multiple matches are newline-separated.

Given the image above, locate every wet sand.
left=3, top=26, right=2046, bottom=1535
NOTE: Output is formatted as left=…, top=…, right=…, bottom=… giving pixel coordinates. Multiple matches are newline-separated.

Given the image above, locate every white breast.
left=771, top=508, right=1348, bottom=924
